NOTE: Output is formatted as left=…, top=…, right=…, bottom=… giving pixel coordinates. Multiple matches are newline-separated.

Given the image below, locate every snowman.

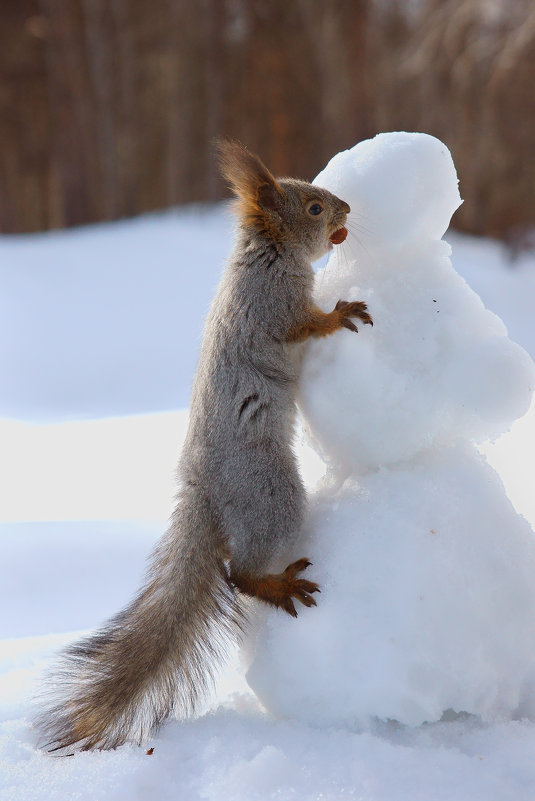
left=246, top=132, right=535, bottom=728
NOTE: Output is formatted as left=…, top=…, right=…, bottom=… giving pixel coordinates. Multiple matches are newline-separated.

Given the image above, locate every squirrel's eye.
left=307, top=202, right=324, bottom=216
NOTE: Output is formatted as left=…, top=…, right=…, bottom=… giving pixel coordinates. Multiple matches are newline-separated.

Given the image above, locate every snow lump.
left=246, top=132, right=535, bottom=728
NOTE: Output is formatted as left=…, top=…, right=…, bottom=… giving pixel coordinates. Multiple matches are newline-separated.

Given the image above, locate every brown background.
left=1, top=0, right=534, bottom=240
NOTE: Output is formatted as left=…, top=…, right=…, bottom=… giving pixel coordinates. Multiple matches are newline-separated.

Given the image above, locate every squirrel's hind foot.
left=279, top=558, right=320, bottom=617
left=231, top=558, right=320, bottom=617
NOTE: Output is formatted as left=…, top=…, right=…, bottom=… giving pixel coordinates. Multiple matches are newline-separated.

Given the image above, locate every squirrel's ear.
left=217, top=140, right=283, bottom=215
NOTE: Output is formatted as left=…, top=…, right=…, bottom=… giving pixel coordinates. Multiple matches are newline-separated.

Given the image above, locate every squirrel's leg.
left=230, top=559, right=320, bottom=618
left=287, top=300, right=373, bottom=343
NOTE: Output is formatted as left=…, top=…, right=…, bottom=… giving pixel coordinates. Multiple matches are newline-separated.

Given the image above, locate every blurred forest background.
left=1, top=0, right=534, bottom=241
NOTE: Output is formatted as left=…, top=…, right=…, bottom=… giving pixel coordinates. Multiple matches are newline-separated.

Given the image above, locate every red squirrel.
left=36, top=141, right=372, bottom=751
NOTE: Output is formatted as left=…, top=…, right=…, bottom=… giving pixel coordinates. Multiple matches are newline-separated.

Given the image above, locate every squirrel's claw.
left=284, top=558, right=312, bottom=577
left=341, top=318, right=359, bottom=333
left=282, top=597, right=298, bottom=617
left=294, top=585, right=318, bottom=607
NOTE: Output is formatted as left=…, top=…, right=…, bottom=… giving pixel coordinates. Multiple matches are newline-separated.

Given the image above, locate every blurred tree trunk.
left=0, top=3, right=51, bottom=231
left=39, top=0, right=96, bottom=226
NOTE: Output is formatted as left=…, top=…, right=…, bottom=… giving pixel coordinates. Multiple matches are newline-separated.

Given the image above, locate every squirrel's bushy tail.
left=35, top=488, right=243, bottom=751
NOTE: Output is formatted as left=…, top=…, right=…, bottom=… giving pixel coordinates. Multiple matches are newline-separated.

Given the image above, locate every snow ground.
left=2, top=205, right=535, bottom=799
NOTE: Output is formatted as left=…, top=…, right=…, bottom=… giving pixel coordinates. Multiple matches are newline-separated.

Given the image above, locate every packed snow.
left=249, top=133, right=535, bottom=729
left=2, top=133, right=535, bottom=799
left=302, top=133, right=534, bottom=467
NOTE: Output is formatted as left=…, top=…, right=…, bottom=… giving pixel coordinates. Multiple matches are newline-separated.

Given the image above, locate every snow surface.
left=0, top=206, right=232, bottom=421
left=2, top=141, right=535, bottom=798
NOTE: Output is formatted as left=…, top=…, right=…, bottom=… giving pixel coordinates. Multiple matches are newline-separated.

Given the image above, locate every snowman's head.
left=314, top=132, right=462, bottom=252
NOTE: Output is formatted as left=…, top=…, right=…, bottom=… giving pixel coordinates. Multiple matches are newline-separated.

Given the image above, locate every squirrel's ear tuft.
left=216, top=140, right=283, bottom=218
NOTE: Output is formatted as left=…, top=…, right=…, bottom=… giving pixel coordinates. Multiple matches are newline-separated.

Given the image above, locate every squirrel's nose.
left=342, top=201, right=350, bottom=214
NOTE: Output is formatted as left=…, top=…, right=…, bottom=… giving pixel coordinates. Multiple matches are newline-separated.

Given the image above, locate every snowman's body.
left=247, top=133, right=535, bottom=727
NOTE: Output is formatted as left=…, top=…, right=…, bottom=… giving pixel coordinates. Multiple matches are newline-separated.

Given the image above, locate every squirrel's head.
left=217, top=140, right=350, bottom=261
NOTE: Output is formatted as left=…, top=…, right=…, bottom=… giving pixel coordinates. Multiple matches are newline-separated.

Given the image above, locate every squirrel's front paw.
left=335, top=299, right=373, bottom=332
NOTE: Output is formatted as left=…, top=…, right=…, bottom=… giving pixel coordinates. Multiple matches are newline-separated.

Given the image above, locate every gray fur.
left=34, top=145, right=351, bottom=751
left=184, top=228, right=311, bottom=574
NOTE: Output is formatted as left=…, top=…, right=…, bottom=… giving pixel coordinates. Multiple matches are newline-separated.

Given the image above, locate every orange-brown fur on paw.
left=231, top=558, right=320, bottom=617
left=334, top=299, right=373, bottom=332
left=287, top=300, right=373, bottom=343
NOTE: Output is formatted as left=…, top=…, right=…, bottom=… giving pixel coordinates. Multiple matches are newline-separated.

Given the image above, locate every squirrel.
left=35, top=141, right=373, bottom=752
